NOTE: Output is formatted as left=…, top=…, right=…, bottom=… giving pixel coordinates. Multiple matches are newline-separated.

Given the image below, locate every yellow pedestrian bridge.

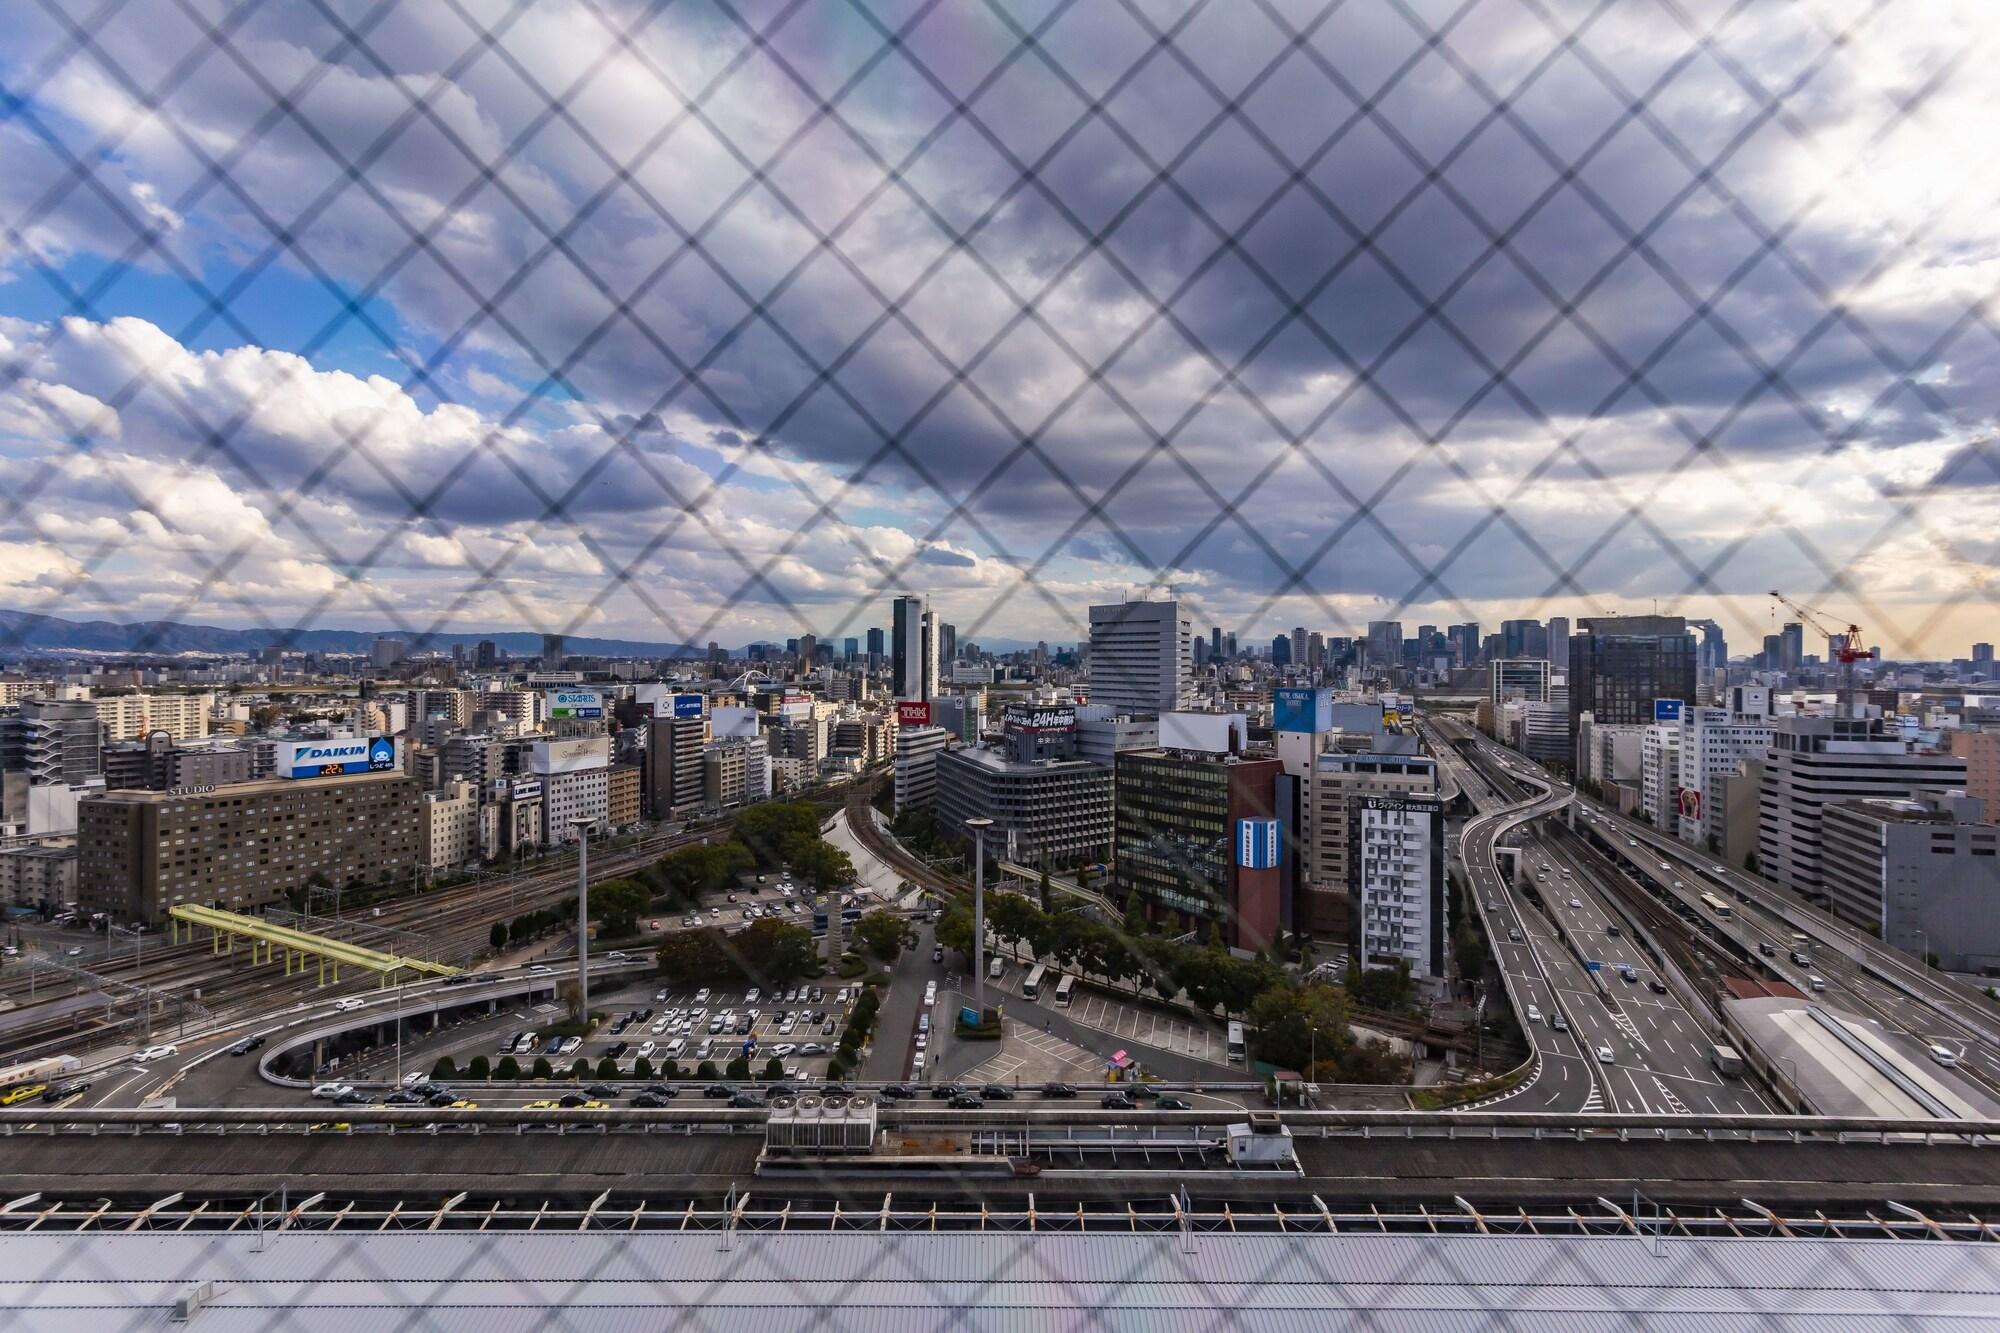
left=167, top=905, right=460, bottom=987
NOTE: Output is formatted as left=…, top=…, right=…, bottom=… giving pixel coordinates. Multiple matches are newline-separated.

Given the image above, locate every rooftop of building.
left=942, top=743, right=1108, bottom=774
left=1723, top=994, right=2000, bottom=1120
left=86, top=770, right=414, bottom=803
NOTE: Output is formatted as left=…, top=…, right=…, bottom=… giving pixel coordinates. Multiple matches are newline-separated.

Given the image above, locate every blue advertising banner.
left=1654, top=698, right=1684, bottom=723
left=671, top=693, right=705, bottom=718
left=1273, top=687, right=1332, bottom=733
left=1236, top=817, right=1280, bottom=869
left=277, top=736, right=396, bottom=779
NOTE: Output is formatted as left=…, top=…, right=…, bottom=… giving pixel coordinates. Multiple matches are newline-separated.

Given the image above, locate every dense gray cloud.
left=0, top=0, right=1995, bottom=653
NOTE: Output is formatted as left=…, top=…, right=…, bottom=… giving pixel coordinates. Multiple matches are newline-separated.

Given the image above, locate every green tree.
left=736, top=917, right=817, bottom=985
left=490, top=921, right=507, bottom=950
left=661, top=1059, right=683, bottom=1080
left=496, top=1055, right=520, bottom=1079
left=656, top=927, right=739, bottom=985
left=467, top=1055, right=490, bottom=1080
left=1349, top=960, right=1418, bottom=1013
left=786, top=834, right=855, bottom=892
left=570, top=1057, right=591, bottom=1079
left=592, top=877, right=650, bottom=937
left=851, top=909, right=914, bottom=961
left=695, top=1060, right=718, bottom=1080
left=936, top=899, right=975, bottom=961
left=762, top=1056, right=785, bottom=1080
left=432, top=1055, right=457, bottom=1079
left=532, top=1056, right=553, bottom=1079
left=1123, top=894, right=1149, bottom=937
left=725, top=1055, right=752, bottom=1080
left=733, top=802, right=821, bottom=868
left=987, top=893, right=1041, bottom=957
left=597, top=1055, right=620, bottom=1079
left=1246, top=981, right=1352, bottom=1075
left=826, top=1053, right=848, bottom=1080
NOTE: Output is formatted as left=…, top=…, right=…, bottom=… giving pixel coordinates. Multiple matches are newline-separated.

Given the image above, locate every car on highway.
left=228, top=1036, right=266, bottom=1056
left=425, top=1089, right=460, bottom=1107
left=558, top=1094, right=608, bottom=1109
left=727, top=1092, right=763, bottom=1108
left=527, top=964, right=554, bottom=976
left=523, top=1099, right=564, bottom=1110
left=401, top=1070, right=430, bottom=1087
left=332, top=1090, right=370, bottom=1106
left=135, top=1044, right=179, bottom=1063
left=1759, top=941, right=1776, bottom=957
left=1041, top=1083, right=1077, bottom=1098
left=630, top=1091, right=674, bottom=1107
left=1568, top=897, right=1582, bottom=909
left=932, top=945, right=943, bottom=962
left=308, top=1122, right=351, bottom=1133
left=40, top=1081, right=91, bottom=1103
left=1550, top=1012, right=1567, bottom=1032
left=1101, top=1092, right=1135, bottom=1109
left=981, top=1085, right=1015, bottom=1100
left=1659, top=862, right=1671, bottom=871
left=1508, top=929, right=1522, bottom=943
left=1647, top=980, right=1668, bottom=994
left=948, top=1093, right=983, bottom=1109
left=1156, top=1096, right=1192, bottom=1111
left=878, top=1084, right=914, bottom=1100
left=702, top=1085, right=735, bottom=1098
left=383, top=1091, right=425, bottom=1106
left=331, top=997, right=368, bottom=1012
left=445, top=1100, right=478, bottom=1110
left=606, top=950, right=628, bottom=961
left=1710, top=865, right=1726, bottom=875
left=584, top=1083, right=621, bottom=1098
left=1595, top=1045, right=1615, bottom=1065
left=64, top=946, right=84, bottom=957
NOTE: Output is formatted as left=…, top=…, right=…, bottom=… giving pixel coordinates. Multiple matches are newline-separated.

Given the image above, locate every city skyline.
left=2, top=5, right=1996, bottom=660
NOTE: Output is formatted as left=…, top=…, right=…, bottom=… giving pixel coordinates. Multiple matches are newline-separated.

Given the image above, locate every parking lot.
left=985, top=964, right=1234, bottom=1067
left=959, top=1021, right=1101, bottom=1088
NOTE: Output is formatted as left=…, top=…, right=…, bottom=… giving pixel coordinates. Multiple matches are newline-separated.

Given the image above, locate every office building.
left=541, top=633, right=565, bottom=671
left=1567, top=615, right=1697, bottom=757
left=796, top=633, right=817, bottom=671
left=935, top=744, right=1113, bottom=868
left=75, top=771, right=421, bottom=925
left=371, top=637, right=406, bottom=669
left=1674, top=707, right=1776, bottom=847
left=1821, top=794, right=2000, bottom=971
left=1364, top=621, right=1403, bottom=673
left=645, top=712, right=707, bottom=819
left=703, top=735, right=770, bottom=809
left=1270, top=634, right=1292, bottom=667
left=530, top=737, right=611, bottom=842
left=1547, top=616, right=1570, bottom=672
left=1781, top=622, right=1804, bottom=672
left=891, top=596, right=938, bottom=703
left=1357, top=794, right=1446, bottom=979
left=1757, top=715, right=1967, bottom=907
left=1500, top=619, right=1548, bottom=660
left=424, top=780, right=479, bottom=872
left=1305, top=750, right=1437, bottom=941
left=1948, top=730, right=2000, bottom=818
left=474, top=640, right=498, bottom=669
left=892, top=724, right=950, bottom=814
left=1114, top=749, right=1282, bottom=949
left=1087, top=600, right=1191, bottom=714
left=1075, top=714, right=1159, bottom=766
left=1489, top=659, right=1551, bottom=711
left=1640, top=724, right=1682, bottom=830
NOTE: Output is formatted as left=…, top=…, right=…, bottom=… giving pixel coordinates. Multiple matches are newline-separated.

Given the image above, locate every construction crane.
left=1768, top=589, right=1876, bottom=695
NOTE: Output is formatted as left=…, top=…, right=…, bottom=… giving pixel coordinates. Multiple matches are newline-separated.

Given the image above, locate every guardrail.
left=2, top=1105, right=1994, bottom=1142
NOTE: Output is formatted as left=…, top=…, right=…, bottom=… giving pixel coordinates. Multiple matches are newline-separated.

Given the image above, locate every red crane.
left=1768, top=590, right=1876, bottom=692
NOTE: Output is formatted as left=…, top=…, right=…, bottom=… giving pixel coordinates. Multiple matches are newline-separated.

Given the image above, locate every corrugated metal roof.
left=0, top=1231, right=1996, bottom=1328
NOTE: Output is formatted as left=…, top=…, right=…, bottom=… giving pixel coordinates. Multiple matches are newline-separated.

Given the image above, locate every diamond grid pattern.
left=2, top=0, right=1999, bottom=1302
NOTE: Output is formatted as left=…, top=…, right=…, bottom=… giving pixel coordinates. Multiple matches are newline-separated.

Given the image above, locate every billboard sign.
left=1002, top=703, right=1075, bottom=733
left=548, top=689, right=603, bottom=720
left=710, top=706, right=761, bottom=739
left=671, top=693, right=705, bottom=719
left=276, top=736, right=396, bottom=780
left=896, top=700, right=932, bottom=727
left=1676, top=787, right=1702, bottom=820
left=1236, top=817, right=1280, bottom=870
left=1653, top=698, right=1684, bottom=723
left=1273, top=687, right=1332, bottom=733
left=529, top=737, right=610, bottom=776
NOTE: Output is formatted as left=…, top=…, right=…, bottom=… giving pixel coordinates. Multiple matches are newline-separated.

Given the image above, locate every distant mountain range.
left=0, top=610, right=703, bottom=659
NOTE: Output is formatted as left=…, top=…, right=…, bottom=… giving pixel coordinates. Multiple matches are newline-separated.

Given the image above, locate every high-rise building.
left=1357, top=795, right=1446, bottom=979
left=938, top=622, right=957, bottom=668
left=541, top=633, right=565, bottom=671
left=371, top=637, right=406, bottom=669
left=891, top=597, right=938, bottom=702
left=1948, top=730, right=2000, bottom=819
left=1547, top=616, right=1570, bottom=672
left=76, top=772, right=421, bottom=925
left=843, top=637, right=859, bottom=662
left=1781, top=622, right=1803, bottom=672
left=645, top=713, right=707, bottom=819
left=1973, top=643, right=1995, bottom=673
left=1114, top=749, right=1282, bottom=950
left=1489, top=659, right=1551, bottom=709
left=1821, top=794, right=1999, bottom=969
left=475, top=639, right=498, bottom=669
left=1674, top=706, right=1775, bottom=847
left=1448, top=623, right=1481, bottom=667
left=866, top=626, right=885, bottom=665
left=1365, top=621, right=1403, bottom=673
left=796, top=633, right=816, bottom=671
left=1305, top=750, right=1436, bottom=943
left=1086, top=601, right=1192, bottom=715
left=1290, top=628, right=1308, bottom=671
left=1270, top=634, right=1292, bottom=667
left=10, top=698, right=103, bottom=786
left=1500, top=619, right=1548, bottom=660
left=1210, top=626, right=1223, bottom=661
left=1567, top=616, right=1697, bottom=758
left=892, top=724, right=950, bottom=814
left=1640, top=724, right=1682, bottom=830
left=1757, top=715, right=1967, bottom=907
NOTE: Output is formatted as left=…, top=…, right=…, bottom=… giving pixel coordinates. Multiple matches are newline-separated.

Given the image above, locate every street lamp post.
left=965, top=815, right=994, bottom=1016
left=572, top=817, right=595, bottom=1024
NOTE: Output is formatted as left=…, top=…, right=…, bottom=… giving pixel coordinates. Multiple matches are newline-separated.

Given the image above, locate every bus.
left=1022, top=963, right=1047, bottom=1001
left=1699, top=892, right=1733, bottom=920
left=1226, top=1020, right=1246, bottom=1064
left=1053, top=974, right=1077, bottom=1009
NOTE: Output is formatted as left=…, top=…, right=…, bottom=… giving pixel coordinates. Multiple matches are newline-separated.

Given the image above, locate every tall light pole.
left=572, top=817, right=594, bottom=1024
left=965, top=815, right=993, bottom=1016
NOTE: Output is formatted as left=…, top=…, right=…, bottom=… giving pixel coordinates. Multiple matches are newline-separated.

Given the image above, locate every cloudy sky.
left=1, top=0, right=1995, bottom=657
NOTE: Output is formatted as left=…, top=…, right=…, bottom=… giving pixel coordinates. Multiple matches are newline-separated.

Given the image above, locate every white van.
left=988, top=957, right=1005, bottom=981
left=1525, top=1004, right=1543, bottom=1025
left=1929, top=1043, right=1958, bottom=1068
left=1807, top=975, right=1826, bottom=993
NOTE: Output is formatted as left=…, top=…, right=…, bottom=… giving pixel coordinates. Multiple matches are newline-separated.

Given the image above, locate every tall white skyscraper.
left=1087, top=600, right=1192, bottom=715
left=891, top=595, right=938, bottom=702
